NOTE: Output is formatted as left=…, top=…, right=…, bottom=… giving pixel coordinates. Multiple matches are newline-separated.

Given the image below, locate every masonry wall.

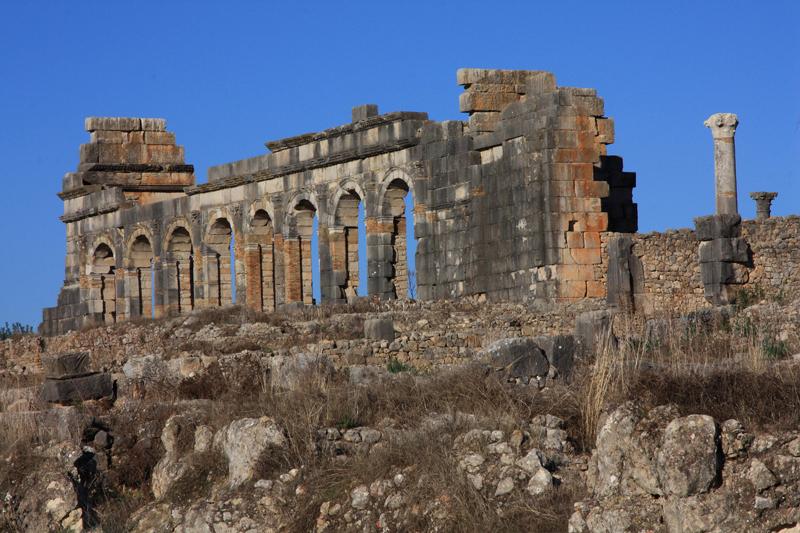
left=622, top=216, right=800, bottom=315
left=41, top=68, right=638, bottom=335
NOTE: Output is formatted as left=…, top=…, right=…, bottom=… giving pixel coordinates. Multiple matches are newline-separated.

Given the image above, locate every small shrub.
left=0, top=322, right=33, bottom=340
left=735, top=285, right=765, bottom=311
left=386, top=358, right=412, bottom=374
left=762, top=338, right=790, bottom=360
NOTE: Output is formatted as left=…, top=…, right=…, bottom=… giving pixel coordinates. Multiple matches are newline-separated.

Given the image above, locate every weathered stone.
left=220, top=417, right=287, bottom=487
left=694, top=214, right=742, bottom=241
left=485, top=337, right=549, bottom=378
left=748, top=459, right=778, bottom=491
left=534, top=334, right=577, bottom=377
left=750, top=191, right=778, bottom=220
left=364, top=318, right=395, bottom=342
left=657, top=414, right=720, bottom=497
left=41, top=351, right=91, bottom=379
left=704, top=112, right=739, bottom=216
left=575, top=309, right=616, bottom=356
left=41, top=372, right=113, bottom=404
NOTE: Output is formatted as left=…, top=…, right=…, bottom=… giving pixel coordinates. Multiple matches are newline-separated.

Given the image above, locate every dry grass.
left=577, top=307, right=800, bottom=443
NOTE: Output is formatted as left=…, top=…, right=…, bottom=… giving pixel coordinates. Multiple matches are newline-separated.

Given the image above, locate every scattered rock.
left=220, top=417, right=287, bottom=487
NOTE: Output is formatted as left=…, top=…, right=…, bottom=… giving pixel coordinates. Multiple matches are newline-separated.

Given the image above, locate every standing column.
left=704, top=113, right=739, bottom=215
left=749, top=192, right=778, bottom=221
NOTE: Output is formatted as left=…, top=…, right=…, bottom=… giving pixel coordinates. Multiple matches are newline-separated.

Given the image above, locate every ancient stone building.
left=41, top=68, right=641, bottom=335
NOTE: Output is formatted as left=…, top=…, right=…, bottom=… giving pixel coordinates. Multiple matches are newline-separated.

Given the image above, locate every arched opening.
left=130, top=235, right=154, bottom=317
left=382, top=178, right=417, bottom=298
left=245, top=209, right=276, bottom=312
left=166, top=227, right=194, bottom=314
left=288, top=200, right=318, bottom=305
left=207, top=218, right=234, bottom=307
left=92, top=243, right=116, bottom=323
left=333, top=190, right=365, bottom=301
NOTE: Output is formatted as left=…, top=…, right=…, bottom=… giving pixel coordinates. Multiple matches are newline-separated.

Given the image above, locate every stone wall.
left=41, top=68, right=637, bottom=335
left=619, top=216, right=800, bottom=314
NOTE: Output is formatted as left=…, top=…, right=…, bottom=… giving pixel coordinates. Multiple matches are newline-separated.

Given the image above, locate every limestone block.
left=657, top=414, right=720, bottom=497
left=85, top=117, right=141, bottom=132
left=143, top=131, right=176, bottom=145
left=364, top=318, right=395, bottom=341
left=141, top=118, right=167, bottom=131
left=41, top=352, right=91, bottom=379
left=700, top=262, right=735, bottom=285
left=485, top=337, right=549, bottom=379
left=694, top=214, right=742, bottom=241
left=352, top=104, right=379, bottom=122
left=698, top=238, right=750, bottom=263
left=459, top=91, right=520, bottom=113
left=41, top=372, right=113, bottom=404
left=534, top=334, right=577, bottom=377
left=575, top=309, right=617, bottom=355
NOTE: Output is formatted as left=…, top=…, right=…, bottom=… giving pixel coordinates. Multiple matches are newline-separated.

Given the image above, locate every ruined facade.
left=42, top=69, right=638, bottom=335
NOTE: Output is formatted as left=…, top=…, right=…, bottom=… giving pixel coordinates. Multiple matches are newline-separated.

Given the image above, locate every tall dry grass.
left=578, top=306, right=800, bottom=444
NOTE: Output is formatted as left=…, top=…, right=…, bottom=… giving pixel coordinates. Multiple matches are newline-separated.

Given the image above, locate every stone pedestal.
left=694, top=215, right=750, bottom=305
left=749, top=192, right=777, bottom=221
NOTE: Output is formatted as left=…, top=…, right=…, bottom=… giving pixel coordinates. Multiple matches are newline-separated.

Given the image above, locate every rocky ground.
left=1, top=297, right=800, bottom=532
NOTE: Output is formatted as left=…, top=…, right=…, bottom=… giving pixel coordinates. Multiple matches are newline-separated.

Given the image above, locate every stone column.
left=749, top=192, right=777, bottom=221
left=704, top=113, right=739, bottom=216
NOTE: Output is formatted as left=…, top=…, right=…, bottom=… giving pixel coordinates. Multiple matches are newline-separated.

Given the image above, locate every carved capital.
left=704, top=113, right=739, bottom=139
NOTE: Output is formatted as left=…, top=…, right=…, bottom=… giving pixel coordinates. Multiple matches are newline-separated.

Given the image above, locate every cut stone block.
left=85, top=117, right=142, bottom=132
left=698, top=238, right=750, bottom=263
left=485, top=337, right=549, bottom=379
left=364, top=318, right=395, bottom=342
left=41, top=351, right=92, bottom=379
left=694, top=214, right=742, bottom=241
left=352, top=104, right=379, bottom=122
left=41, top=372, right=113, bottom=404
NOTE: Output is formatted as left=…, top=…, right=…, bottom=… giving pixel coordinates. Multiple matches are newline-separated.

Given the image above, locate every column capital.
left=704, top=113, right=739, bottom=139
left=749, top=191, right=777, bottom=202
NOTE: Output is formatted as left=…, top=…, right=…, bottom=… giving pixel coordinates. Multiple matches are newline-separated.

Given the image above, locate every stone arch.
left=244, top=206, right=277, bottom=312
left=377, top=168, right=414, bottom=218
left=165, top=225, right=195, bottom=314
left=127, top=233, right=155, bottom=317
left=206, top=217, right=235, bottom=307
left=375, top=168, right=416, bottom=298
left=330, top=181, right=366, bottom=300
left=90, top=242, right=117, bottom=324
left=284, top=194, right=319, bottom=304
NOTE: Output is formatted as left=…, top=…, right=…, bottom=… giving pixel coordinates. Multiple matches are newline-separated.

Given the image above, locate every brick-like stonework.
left=41, top=68, right=638, bottom=335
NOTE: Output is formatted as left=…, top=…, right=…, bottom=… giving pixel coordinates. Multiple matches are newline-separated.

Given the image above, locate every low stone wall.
left=742, top=216, right=800, bottom=299
left=627, top=216, right=800, bottom=314
left=631, top=229, right=705, bottom=314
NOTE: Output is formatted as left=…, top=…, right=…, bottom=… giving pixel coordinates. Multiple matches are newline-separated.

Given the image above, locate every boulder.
left=590, top=403, right=678, bottom=498
left=220, top=417, right=287, bottom=487
left=151, top=414, right=198, bottom=499
left=269, top=353, right=333, bottom=391
left=364, top=317, right=395, bottom=341
left=657, top=414, right=720, bottom=497
left=122, top=354, right=169, bottom=383
left=485, top=337, right=548, bottom=379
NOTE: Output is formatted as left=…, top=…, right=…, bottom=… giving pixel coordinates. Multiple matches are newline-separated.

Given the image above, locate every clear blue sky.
left=1, top=1, right=798, bottom=326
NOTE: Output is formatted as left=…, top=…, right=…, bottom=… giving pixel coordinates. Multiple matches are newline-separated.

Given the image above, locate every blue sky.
left=0, top=1, right=797, bottom=326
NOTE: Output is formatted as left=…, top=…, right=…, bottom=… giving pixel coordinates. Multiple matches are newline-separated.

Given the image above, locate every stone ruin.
left=40, top=68, right=798, bottom=335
